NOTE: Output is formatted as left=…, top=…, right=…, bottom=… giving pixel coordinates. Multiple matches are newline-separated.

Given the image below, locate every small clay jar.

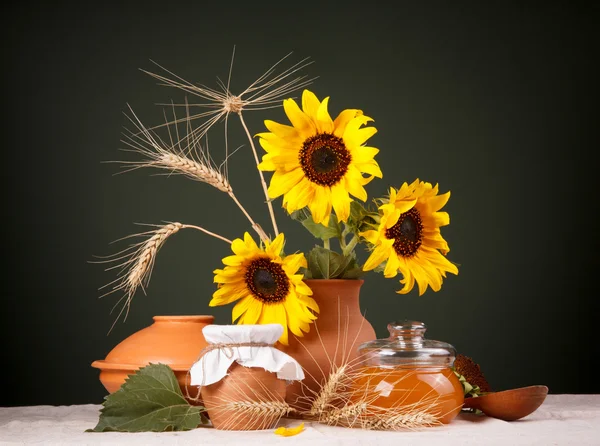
left=190, top=324, right=304, bottom=431
left=202, top=363, right=287, bottom=430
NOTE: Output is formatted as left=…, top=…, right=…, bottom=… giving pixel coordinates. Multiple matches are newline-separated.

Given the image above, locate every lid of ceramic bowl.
left=93, top=315, right=214, bottom=371
left=357, top=320, right=457, bottom=368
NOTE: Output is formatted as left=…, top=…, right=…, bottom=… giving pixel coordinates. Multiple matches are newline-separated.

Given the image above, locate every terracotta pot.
left=201, top=363, right=287, bottom=430
left=279, top=279, right=376, bottom=410
left=92, top=315, right=213, bottom=404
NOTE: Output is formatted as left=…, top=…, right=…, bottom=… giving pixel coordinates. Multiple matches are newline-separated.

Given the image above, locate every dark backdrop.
left=2, top=2, right=598, bottom=406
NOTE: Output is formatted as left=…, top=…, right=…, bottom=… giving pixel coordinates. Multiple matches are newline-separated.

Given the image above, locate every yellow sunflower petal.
left=243, top=232, right=259, bottom=251
left=344, top=126, right=378, bottom=148
left=240, top=298, right=263, bottom=325
left=231, top=295, right=254, bottom=322
left=284, top=297, right=307, bottom=337
left=316, top=97, right=334, bottom=133
left=394, top=198, right=418, bottom=215
left=410, top=262, right=430, bottom=296
left=397, top=271, right=415, bottom=294
left=363, top=241, right=393, bottom=271
left=283, top=178, right=315, bottom=212
left=258, top=158, right=276, bottom=171
left=282, top=253, right=308, bottom=274
left=308, top=186, right=331, bottom=224
left=351, top=146, right=380, bottom=164
left=268, top=168, right=305, bottom=199
left=333, top=109, right=362, bottom=137
left=427, top=191, right=451, bottom=212
left=345, top=175, right=368, bottom=201
left=214, top=271, right=245, bottom=283
left=275, top=423, right=305, bottom=437
left=293, top=279, right=313, bottom=296
left=360, top=230, right=380, bottom=244
left=331, top=183, right=351, bottom=222
left=284, top=98, right=315, bottom=137
left=231, top=237, right=253, bottom=257
left=383, top=251, right=401, bottom=278
left=299, top=294, right=320, bottom=314
left=341, top=113, right=373, bottom=137
left=355, top=160, right=383, bottom=178
left=209, top=284, right=248, bottom=307
left=258, top=136, right=296, bottom=154
left=264, top=119, right=301, bottom=140
left=301, top=90, right=320, bottom=118
left=266, top=233, right=285, bottom=257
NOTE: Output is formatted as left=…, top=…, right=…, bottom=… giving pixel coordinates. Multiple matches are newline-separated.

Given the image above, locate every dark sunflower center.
left=385, top=208, right=424, bottom=258
left=245, top=257, right=290, bottom=303
left=299, top=133, right=351, bottom=186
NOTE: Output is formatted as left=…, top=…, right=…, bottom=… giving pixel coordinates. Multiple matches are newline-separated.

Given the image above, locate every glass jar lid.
left=358, top=320, right=457, bottom=368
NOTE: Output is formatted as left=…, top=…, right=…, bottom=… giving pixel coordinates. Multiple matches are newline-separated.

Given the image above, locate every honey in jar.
left=354, top=321, right=464, bottom=424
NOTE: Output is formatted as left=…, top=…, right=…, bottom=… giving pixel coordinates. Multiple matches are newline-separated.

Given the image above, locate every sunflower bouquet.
left=100, top=53, right=458, bottom=346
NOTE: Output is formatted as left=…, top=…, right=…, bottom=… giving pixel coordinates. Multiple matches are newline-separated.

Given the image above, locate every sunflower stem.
left=323, top=239, right=330, bottom=250
left=342, top=235, right=358, bottom=256
left=339, top=223, right=351, bottom=250
left=237, top=112, right=279, bottom=237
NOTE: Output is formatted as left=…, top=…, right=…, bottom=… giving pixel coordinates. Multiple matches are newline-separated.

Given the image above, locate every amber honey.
left=353, top=366, right=464, bottom=424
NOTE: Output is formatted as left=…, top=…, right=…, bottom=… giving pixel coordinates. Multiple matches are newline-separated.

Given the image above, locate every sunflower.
left=361, top=180, right=458, bottom=295
left=257, top=89, right=382, bottom=225
left=209, top=232, right=318, bottom=345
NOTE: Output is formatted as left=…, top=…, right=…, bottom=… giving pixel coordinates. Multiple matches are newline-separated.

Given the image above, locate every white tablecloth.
left=1, top=395, right=598, bottom=445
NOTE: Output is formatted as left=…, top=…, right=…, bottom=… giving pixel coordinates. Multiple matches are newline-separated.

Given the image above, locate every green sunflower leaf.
left=88, top=363, right=208, bottom=433
left=307, top=246, right=364, bottom=279
left=291, top=209, right=341, bottom=241
left=347, top=201, right=380, bottom=234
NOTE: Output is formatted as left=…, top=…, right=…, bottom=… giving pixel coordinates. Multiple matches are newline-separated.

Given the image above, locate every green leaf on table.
left=306, top=246, right=364, bottom=279
left=88, top=363, right=208, bottom=432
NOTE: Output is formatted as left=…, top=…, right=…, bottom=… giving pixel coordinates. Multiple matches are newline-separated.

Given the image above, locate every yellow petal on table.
left=275, top=422, right=305, bottom=437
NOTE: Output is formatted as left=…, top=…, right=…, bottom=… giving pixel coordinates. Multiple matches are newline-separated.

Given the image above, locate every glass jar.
left=354, top=320, right=464, bottom=424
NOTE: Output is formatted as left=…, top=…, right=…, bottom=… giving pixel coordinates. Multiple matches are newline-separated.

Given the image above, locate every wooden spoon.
left=462, top=385, right=548, bottom=421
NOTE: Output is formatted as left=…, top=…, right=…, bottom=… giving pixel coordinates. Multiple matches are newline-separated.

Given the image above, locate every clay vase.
left=279, top=279, right=376, bottom=410
left=201, top=363, right=287, bottom=430
left=92, top=315, right=213, bottom=404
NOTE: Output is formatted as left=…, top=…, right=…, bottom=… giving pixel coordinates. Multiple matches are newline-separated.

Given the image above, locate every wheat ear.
left=320, top=402, right=367, bottom=426
left=229, top=401, right=293, bottom=418
left=308, top=363, right=349, bottom=416
left=95, top=222, right=230, bottom=330
left=361, top=411, right=440, bottom=431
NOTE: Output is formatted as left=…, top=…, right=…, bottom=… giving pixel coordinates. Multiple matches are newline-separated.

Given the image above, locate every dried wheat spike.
left=321, top=402, right=367, bottom=426
left=157, top=152, right=231, bottom=193
left=308, top=364, right=349, bottom=416
left=229, top=400, right=293, bottom=418
left=362, top=411, right=440, bottom=431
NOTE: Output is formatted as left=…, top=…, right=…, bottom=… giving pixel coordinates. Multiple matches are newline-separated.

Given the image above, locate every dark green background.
left=2, top=2, right=598, bottom=406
